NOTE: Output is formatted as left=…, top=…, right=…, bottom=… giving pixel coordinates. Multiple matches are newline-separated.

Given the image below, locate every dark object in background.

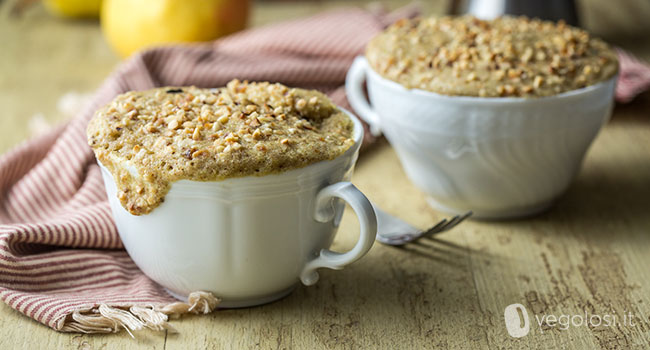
left=450, top=0, right=580, bottom=26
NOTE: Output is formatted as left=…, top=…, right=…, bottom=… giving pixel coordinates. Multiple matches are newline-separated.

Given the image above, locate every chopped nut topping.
left=87, top=81, right=355, bottom=215
left=167, top=119, right=179, bottom=130
left=252, top=129, right=263, bottom=140
left=192, top=125, right=202, bottom=141
left=245, top=105, right=257, bottom=113
left=295, top=99, right=307, bottom=109
left=191, top=149, right=208, bottom=158
left=366, top=15, right=618, bottom=98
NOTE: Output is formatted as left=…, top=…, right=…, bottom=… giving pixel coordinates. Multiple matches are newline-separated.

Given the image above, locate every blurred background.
left=1, top=0, right=649, bottom=154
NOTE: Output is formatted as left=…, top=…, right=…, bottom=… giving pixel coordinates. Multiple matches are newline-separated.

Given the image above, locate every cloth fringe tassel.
left=59, top=291, right=220, bottom=335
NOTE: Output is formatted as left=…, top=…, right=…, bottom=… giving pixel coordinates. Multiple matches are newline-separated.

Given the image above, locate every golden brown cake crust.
left=366, top=15, right=619, bottom=98
left=87, top=80, right=354, bottom=215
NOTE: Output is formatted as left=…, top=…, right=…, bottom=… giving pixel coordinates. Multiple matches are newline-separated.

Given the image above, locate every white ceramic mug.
left=99, top=110, right=376, bottom=307
left=346, top=56, right=616, bottom=219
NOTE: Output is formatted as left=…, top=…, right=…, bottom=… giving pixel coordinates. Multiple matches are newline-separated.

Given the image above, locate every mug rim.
left=362, top=55, right=618, bottom=105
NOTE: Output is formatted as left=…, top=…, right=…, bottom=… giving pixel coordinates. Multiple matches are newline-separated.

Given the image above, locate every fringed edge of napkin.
left=56, top=291, right=220, bottom=336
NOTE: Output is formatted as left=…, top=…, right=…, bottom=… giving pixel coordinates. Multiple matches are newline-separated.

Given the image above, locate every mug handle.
left=345, top=56, right=382, bottom=136
left=300, top=182, right=377, bottom=286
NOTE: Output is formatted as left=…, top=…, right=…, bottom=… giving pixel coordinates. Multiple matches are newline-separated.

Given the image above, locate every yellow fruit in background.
left=43, top=0, right=101, bottom=18
left=101, top=0, right=250, bottom=58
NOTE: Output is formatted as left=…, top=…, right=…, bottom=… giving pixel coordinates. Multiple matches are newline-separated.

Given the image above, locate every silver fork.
left=374, top=205, right=472, bottom=246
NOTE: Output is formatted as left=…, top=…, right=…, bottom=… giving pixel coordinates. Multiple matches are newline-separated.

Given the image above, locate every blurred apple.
left=101, top=0, right=250, bottom=58
left=43, top=0, right=101, bottom=18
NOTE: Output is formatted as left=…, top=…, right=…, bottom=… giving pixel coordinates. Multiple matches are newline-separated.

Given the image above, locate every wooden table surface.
left=1, top=1, right=650, bottom=349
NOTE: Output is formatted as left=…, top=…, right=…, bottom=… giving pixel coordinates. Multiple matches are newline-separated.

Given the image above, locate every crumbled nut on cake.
left=366, top=15, right=619, bottom=98
left=87, top=80, right=355, bottom=215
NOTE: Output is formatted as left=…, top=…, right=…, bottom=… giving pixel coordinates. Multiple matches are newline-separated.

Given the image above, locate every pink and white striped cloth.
left=616, top=48, right=650, bottom=103
left=1, top=6, right=649, bottom=334
left=0, top=7, right=418, bottom=333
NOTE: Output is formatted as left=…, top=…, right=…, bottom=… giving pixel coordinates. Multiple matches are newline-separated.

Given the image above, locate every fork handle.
left=300, top=182, right=377, bottom=286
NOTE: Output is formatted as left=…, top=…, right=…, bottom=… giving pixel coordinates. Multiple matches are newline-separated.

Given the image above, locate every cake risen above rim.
left=87, top=80, right=355, bottom=215
left=366, top=15, right=619, bottom=98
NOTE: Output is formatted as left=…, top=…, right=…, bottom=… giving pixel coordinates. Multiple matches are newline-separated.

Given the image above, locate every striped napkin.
left=616, top=49, right=650, bottom=103
left=0, top=6, right=418, bottom=334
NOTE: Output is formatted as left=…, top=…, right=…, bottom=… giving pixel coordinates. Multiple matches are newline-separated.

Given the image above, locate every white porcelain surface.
left=346, top=56, right=616, bottom=219
left=99, top=110, right=376, bottom=307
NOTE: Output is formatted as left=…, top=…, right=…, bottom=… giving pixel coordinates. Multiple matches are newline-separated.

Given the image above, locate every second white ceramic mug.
left=346, top=56, right=616, bottom=219
left=99, top=109, right=377, bottom=307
